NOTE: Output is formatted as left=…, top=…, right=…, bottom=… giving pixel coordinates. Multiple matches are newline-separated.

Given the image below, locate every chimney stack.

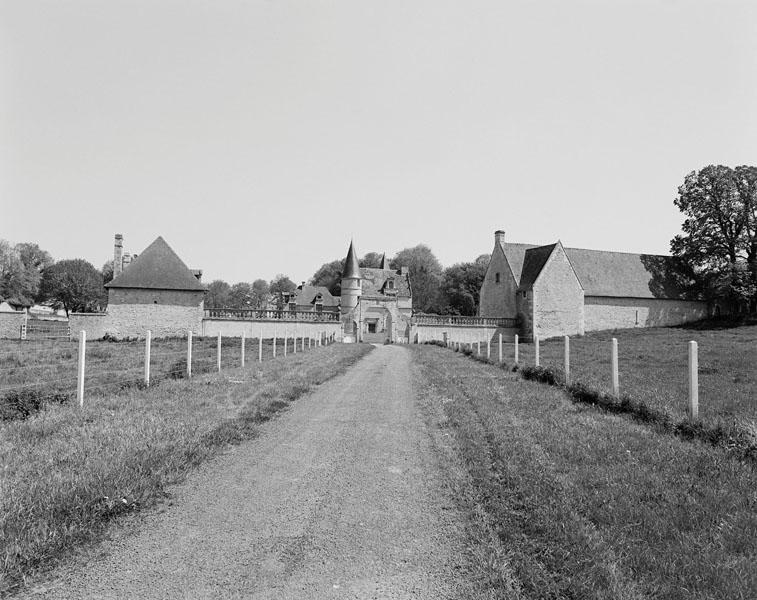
left=114, top=234, right=123, bottom=277
left=495, top=230, right=505, bottom=247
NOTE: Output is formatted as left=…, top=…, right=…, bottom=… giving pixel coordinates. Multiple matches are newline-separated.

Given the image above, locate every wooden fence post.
left=284, top=331, right=288, bottom=357
left=534, top=336, right=540, bottom=367
left=477, top=340, right=481, bottom=356
left=217, top=332, right=222, bottom=372
left=487, top=338, right=491, bottom=360
left=689, top=341, right=698, bottom=419
left=498, top=334, right=503, bottom=364
left=611, top=338, right=619, bottom=397
left=564, top=335, right=569, bottom=384
left=77, top=331, right=86, bottom=407
left=273, top=329, right=277, bottom=358
left=293, top=327, right=297, bottom=354
left=187, top=330, right=192, bottom=378
left=258, top=330, right=263, bottom=363
left=241, top=331, right=245, bottom=367
left=144, top=330, right=152, bottom=386
left=514, top=334, right=519, bottom=364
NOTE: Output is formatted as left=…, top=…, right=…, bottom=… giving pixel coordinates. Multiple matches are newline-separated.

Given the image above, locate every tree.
left=311, top=259, right=344, bottom=296
left=251, top=279, right=270, bottom=309
left=228, top=282, right=254, bottom=308
left=269, top=274, right=296, bottom=295
left=671, top=165, right=757, bottom=307
left=101, top=260, right=114, bottom=286
left=205, top=280, right=231, bottom=308
left=438, top=255, right=489, bottom=316
left=390, top=245, right=443, bottom=312
left=37, top=259, right=104, bottom=316
left=360, top=252, right=384, bottom=268
left=0, top=240, right=53, bottom=303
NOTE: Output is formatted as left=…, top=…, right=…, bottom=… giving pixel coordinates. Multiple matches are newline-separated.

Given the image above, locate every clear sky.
left=1, top=0, right=756, bottom=284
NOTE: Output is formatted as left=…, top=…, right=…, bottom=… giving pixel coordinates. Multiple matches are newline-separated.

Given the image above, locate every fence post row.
left=611, top=338, right=619, bottom=398
left=77, top=331, right=86, bottom=407
left=187, top=330, right=193, bottom=378
left=144, top=330, right=152, bottom=386
left=689, top=340, right=699, bottom=419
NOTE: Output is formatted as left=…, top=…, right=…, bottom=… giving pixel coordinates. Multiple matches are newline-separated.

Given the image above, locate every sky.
left=1, top=0, right=756, bottom=284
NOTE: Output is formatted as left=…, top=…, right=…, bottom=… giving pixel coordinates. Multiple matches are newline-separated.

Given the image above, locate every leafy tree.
left=438, top=255, right=489, bottom=315
left=228, top=282, right=254, bottom=308
left=37, top=259, right=104, bottom=316
left=671, top=165, right=757, bottom=307
left=269, top=274, right=296, bottom=295
left=0, top=240, right=54, bottom=303
left=251, top=279, right=270, bottom=308
left=390, top=245, right=443, bottom=312
left=311, top=259, right=344, bottom=296
left=205, top=280, right=231, bottom=308
left=101, top=260, right=114, bottom=286
left=360, top=252, right=384, bottom=268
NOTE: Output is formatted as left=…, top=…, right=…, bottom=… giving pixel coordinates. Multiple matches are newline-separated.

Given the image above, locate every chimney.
left=122, top=253, right=132, bottom=268
left=113, top=234, right=123, bottom=277
left=495, top=230, right=505, bottom=247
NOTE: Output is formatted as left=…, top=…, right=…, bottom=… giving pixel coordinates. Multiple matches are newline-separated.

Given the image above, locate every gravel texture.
left=19, top=344, right=472, bottom=599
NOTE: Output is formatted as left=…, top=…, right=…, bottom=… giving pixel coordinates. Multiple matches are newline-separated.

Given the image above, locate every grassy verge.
left=411, top=345, right=757, bottom=600
left=0, top=343, right=372, bottom=594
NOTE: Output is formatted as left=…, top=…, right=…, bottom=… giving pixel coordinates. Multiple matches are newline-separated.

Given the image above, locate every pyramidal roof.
left=343, top=240, right=361, bottom=279
left=106, top=236, right=205, bottom=291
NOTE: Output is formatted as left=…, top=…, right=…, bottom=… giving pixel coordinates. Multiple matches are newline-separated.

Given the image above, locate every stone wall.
left=108, top=288, right=204, bottom=307
left=414, top=324, right=519, bottom=344
left=0, top=312, right=26, bottom=339
left=583, top=296, right=708, bottom=332
left=69, top=313, right=107, bottom=339
left=201, top=318, right=341, bottom=340
left=532, top=244, right=584, bottom=340
left=103, top=304, right=204, bottom=339
left=479, top=245, right=519, bottom=318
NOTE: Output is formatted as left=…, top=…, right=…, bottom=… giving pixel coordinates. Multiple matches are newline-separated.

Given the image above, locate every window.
left=495, top=272, right=500, bottom=284
left=368, top=322, right=377, bottom=333
left=316, top=303, right=323, bottom=313
left=387, top=279, right=394, bottom=290
left=289, top=302, right=296, bottom=312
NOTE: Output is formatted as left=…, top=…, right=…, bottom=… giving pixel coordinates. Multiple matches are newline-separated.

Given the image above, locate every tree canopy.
left=437, top=254, right=489, bottom=316
left=0, top=240, right=54, bottom=304
left=671, top=164, right=757, bottom=307
left=37, top=259, right=104, bottom=316
left=205, top=280, right=231, bottom=308
left=390, top=244, right=443, bottom=312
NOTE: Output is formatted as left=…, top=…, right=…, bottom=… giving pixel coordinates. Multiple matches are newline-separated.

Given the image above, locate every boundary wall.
left=0, top=312, right=26, bottom=339
left=201, top=318, right=341, bottom=341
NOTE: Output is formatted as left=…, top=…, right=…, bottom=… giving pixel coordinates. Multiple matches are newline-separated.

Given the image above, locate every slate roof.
left=501, top=242, right=686, bottom=299
left=106, top=236, right=205, bottom=291
left=359, top=267, right=411, bottom=297
left=518, top=244, right=557, bottom=291
left=343, top=240, right=361, bottom=279
left=294, top=285, right=339, bottom=307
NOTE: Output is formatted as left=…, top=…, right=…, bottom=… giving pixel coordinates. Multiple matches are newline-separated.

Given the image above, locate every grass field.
left=0, top=342, right=372, bottom=594
left=412, top=345, right=757, bottom=600
left=0, top=335, right=310, bottom=420
left=502, top=324, right=757, bottom=427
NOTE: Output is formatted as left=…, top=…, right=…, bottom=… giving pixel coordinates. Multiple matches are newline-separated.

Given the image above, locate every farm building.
left=479, top=230, right=709, bottom=340
left=340, top=241, right=413, bottom=343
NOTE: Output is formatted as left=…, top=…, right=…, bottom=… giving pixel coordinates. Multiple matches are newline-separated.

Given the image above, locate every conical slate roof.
left=343, top=240, right=361, bottom=279
left=379, top=253, right=387, bottom=269
left=106, top=236, right=205, bottom=291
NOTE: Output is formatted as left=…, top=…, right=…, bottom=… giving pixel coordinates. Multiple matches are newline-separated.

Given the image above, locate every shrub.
left=0, top=388, right=71, bottom=421
left=520, top=365, right=563, bottom=386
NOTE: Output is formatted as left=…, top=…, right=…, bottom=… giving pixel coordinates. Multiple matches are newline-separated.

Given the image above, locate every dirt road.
left=21, top=345, right=471, bottom=599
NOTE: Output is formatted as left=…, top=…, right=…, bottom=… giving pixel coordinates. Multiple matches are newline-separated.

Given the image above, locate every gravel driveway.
left=20, top=344, right=471, bottom=599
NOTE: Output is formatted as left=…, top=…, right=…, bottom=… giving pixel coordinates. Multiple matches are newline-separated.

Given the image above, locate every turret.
left=340, top=240, right=362, bottom=313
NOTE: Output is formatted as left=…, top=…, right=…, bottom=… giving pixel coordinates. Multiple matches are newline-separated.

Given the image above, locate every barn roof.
left=294, top=285, right=339, bottom=307
left=502, top=241, right=686, bottom=299
left=106, top=236, right=205, bottom=291
left=359, top=267, right=411, bottom=297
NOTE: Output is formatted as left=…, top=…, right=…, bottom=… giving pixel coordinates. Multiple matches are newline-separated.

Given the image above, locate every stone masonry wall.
left=69, top=313, right=107, bottom=339
left=533, top=244, right=584, bottom=340
left=104, top=304, right=204, bottom=339
left=0, top=312, right=26, bottom=339
left=479, top=245, right=518, bottom=318
left=583, top=296, right=708, bottom=332
left=108, top=288, right=204, bottom=307
left=201, top=318, right=341, bottom=341
left=414, top=324, right=519, bottom=344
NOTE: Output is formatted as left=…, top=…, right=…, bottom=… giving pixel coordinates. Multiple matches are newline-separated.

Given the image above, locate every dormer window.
left=387, top=279, right=395, bottom=290
left=289, top=301, right=297, bottom=311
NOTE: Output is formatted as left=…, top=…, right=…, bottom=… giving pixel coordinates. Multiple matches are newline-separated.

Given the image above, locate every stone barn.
left=479, top=230, right=708, bottom=340
left=95, top=235, right=205, bottom=339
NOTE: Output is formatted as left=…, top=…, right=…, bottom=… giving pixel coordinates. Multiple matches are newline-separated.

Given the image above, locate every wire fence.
left=430, top=328, right=756, bottom=426
left=0, top=330, right=337, bottom=419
